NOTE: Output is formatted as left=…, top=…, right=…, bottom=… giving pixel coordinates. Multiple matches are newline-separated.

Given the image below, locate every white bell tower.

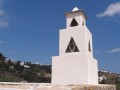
left=52, top=7, right=98, bottom=85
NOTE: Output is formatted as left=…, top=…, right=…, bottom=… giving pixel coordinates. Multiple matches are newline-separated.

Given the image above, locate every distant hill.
left=0, top=53, right=51, bottom=83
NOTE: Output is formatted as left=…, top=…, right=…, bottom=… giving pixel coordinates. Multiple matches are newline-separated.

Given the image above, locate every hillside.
left=98, top=71, right=120, bottom=90
left=0, top=53, right=51, bottom=83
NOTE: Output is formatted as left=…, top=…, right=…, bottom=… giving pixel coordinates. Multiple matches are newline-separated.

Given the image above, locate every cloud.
left=96, top=2, right=120, bottom=18
left=0, top=17, right=9, bottom=27
left=108, top=48, right=120, bottom=53
left=0, top=0, right=2, bottom=5
left=0, top=0, right=9, bottom=28
left=0, top=10, right=5, bottom=16
left=0, top=40, right=3, bottom=44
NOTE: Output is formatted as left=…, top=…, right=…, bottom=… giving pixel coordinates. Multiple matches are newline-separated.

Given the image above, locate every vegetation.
left=0, top=53, right=51, bottom=83
left=98, top=71, right=120, bottom=90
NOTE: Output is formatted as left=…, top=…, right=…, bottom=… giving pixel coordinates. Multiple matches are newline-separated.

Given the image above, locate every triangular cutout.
left=88, top=40, right=91, bottom=52
left=70, top=18, right=78, bottom=27
left=66, top=37, right=79, bottom=53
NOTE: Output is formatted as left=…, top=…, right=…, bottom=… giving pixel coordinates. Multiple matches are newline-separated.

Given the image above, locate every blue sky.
left=0, top=0, right=120, bottom=73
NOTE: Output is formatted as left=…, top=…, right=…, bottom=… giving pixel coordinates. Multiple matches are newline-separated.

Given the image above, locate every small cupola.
left=65, top=7, right=87, bottom=28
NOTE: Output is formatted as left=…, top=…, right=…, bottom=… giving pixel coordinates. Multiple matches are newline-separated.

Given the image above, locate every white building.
left=98, top=75, right=107, bottom=83
left=52, top=7, right=98, bottom=85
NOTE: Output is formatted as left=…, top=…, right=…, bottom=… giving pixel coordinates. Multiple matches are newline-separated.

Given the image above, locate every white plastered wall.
left=52, top=54, right=89, bottom=85
left=88, top=58, right=98, bottom=84
left=59, top=26, right=86, bottom=56
left=84, top=26, right=93, bottom=57
left=66, top=12, right=86, bottom=28
left=52, top=54, right=98, bottom=85
left=52, top=26, right=98, bottom=85
left=52, top=10, right=98, bottom=85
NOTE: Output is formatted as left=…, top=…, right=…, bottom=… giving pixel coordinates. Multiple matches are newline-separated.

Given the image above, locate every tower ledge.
left=65, top=8, right=87, bottom=20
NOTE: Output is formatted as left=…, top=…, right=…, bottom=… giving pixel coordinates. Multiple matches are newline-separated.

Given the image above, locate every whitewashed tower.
left=52, top=7, right=98, bottom=85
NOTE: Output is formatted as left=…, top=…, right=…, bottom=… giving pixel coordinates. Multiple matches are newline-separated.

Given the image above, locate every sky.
left=0, top=0, right=120, bottom=73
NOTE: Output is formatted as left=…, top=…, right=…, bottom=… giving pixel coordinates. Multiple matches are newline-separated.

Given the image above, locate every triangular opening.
left=88, top=40, right=91, bottom=52
left=70, top=18, right=78, bottom=27
left=66, top=37, right=79, bottom=53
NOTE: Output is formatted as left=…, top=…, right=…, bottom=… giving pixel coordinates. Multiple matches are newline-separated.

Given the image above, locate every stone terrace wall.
left=36, top=84, right=116, bottom=90
left=69, top=84, right=116, bottom=90
left=0, top=83, right=116, bottom=90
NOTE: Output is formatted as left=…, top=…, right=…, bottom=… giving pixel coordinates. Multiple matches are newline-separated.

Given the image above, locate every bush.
left=0, top=73, right=22, bottom=82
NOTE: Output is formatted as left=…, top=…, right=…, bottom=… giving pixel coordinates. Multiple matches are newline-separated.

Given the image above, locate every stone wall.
left=0, top=83, right=116, bottom=90
left=69, top=84, right=116, bottom=90
left=35, top=84, right=116, bottom=90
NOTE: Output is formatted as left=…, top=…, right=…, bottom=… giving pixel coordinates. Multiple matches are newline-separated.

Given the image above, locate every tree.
left=25, top=61, right=31, bottom=66
left=14, top=61, right=24, bottom=71
left=7, top=59, right=14, bottom=66
left=0, top=53, right=5, bottom=62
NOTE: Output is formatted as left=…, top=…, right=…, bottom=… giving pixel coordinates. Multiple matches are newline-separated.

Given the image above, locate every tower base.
left=52, top=53, right=98, bottom=85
